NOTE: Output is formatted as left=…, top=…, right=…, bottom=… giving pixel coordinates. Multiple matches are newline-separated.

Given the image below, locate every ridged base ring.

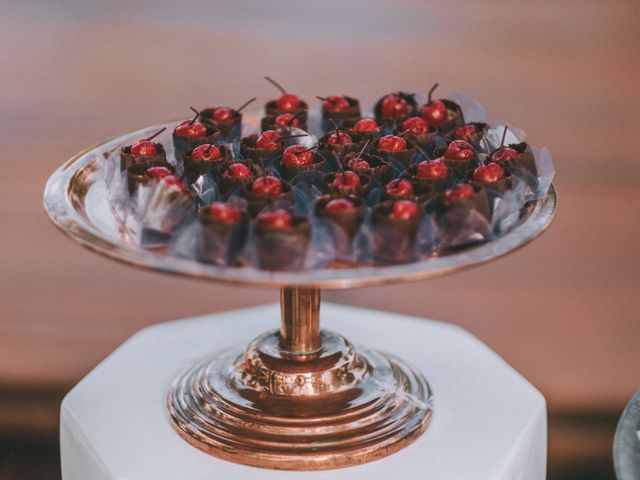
left=167, top=330, right=433, bottom=470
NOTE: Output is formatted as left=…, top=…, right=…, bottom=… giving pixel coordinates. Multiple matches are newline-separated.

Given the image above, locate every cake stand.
left=44, top=121, right=557, bottom=471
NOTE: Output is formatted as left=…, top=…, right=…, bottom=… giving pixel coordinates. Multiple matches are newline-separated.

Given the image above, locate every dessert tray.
left=44, top=82, right=557, bottom=470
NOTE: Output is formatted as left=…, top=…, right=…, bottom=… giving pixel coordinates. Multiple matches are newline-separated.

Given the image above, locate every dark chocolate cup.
left=434, top=146, right=480, bottom=178
left=239, top=134, right=284, bottom=167
left=281, top=151, right=326, bottom=180
left=242, top=181, right=294, bottom=217
left=260, top=114, right=308, bottom=133
left=490, top=142, right=537, bottom=176
left=197, top=206, right=248, bottom=265
left=119, top=144, right=167, bottom=171
left=172, top=127, right=223, bottom=162
left=371, top=201, right=420, bottom=263
left=265, top=100, right=309, bottom=116
left=343, top=152, right=391, bottom=183
left=321, top=96, right=361, bottom=131
left=437, top=99, right=465, bottom=133
left=372, top=141, right=417, bottom=168
left=318, top=132, right=365, bottom=162
left=404, top=164, right=453, bottom=194
left=436, top=184, right=491, bottom=220
left=218, top=162, right=262, bottom=198
left=183, top=144, right=232, bottom=184
left=341, top=118, right=382, bottom=141
left=446, top=122, right=488, bottom=147
left=322, top=172, right=372, bottom=198
left=198, top=108, right=242, bottom=140
left=315, top=194, right=365, bottom=241
left=253, top=215, right=310, bottom=271
left=373, top=92, right=418, bottom=127
left=127, top=161, right=175, bottom=195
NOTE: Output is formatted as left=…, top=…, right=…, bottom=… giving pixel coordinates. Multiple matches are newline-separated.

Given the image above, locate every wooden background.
left=1, top=1, right=639, bottom=478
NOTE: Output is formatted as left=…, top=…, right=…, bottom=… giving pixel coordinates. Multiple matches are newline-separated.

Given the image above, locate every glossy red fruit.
left=490, top=146, right=518, bottom=164
left=452, top=124, right=479, bottom=140
left=162, top=175, right=188, bottom=193
left=443, top=183, right=475, bottom=202
left=332, top=171, right=361, bottom=189
left=348, top=158, right=371, bottom=170
left=130, top=140, right=157, bottom=156
left=325, top=198, right=355, bottom=213
left=377, top=134, right=407, bottom=153
left=174, top=120, right=208, bottom=138
left=402, top=117, right=430, bottom=136
left=226, top=163, right=252, bottom=179
left=420, top=100, right=447, bottom=126
left=191, top=144, right=222, bottom=162
left=416, top=159, right=449, bottom=179
left=212, top=107, right=234, bottom=123
left=444, top=140, right=475, bottom=161
left=258, top=209, right=292, bottom=228
left=276, top=93, right=301, bottom=112
left=256, top=130, right=282, bottom=150
left=274, top=113, right=300, bottom=127
left=145, top=166, right=172, bottom=180
left=282, top=145, right=314, bottom=166
left=208, top=202, right=242, bottom=224
left=381, top=94, right=410, bottom=120
left=352, top=118, right=379, bottom=133
left=473, top=162, right=505, bottom=183
left=327, top=130, right=353, bottom=146
left=390, top=200, right=419, bottom=220
left=252, top=176, right=283, bottom=197
left=323, top=95, right=350, bottom=113
left=385, top=178, right=414, bottom=197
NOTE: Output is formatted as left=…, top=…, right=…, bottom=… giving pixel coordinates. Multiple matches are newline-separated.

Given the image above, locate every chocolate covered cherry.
left=452, top=124, right=479, bottom=140
left=282, top=145, right=314, bottom=166
left=265, top=76, right=301, bottom=112
left=145, top=166, right=173, bottom=180
left=381, top=94, right=410, bottom=120
left=390, top=200, right=419, bottom=220
left=130, top=140, right=157, bottom=156
left=212, top=107, right=233, bottom=123
left=252, top=175, right=283, bottom=197
left=443, top=183, right=475, bottom=202
left=385, top=178, right=414, bottom=197
left=162, top=175, right=188, bottom=193
left=445, top=140, right=475, bottom=161
left=416, top=159, right=449, bottom=179
left=325, top=198, right=355, bottom=213
left=256, top=130, right=282, bottom=150
left=327, top=130, right=353, bottom=146
left=191, top=144, right=222, bottom=162
left=420, top=83, right=447, bottom=126
left=378, top=135, right=407, bottom=153
left=208, top=202, right=242, bottom=224
left=490, top=146, right=519, bottom=164
left=174, top=113, right=208, bottom=138
left=275, top=113, right=300, bottom=128
left=258, top=209, right=292, bottom=228
left=226, top=163, right=252, bottom=179
left=352, top=118, right=379, bottom=133
left=402, top=117, right=430, bottom=136
left=322, top=95, right=350, bottom=113
left=473, top=163, right=505, bottom=183
left=332, top=171, right=361, bottom=189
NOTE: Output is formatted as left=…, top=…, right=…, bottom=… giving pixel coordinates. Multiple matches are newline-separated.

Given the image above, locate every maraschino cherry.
left=325, top=198, right=355, bottom=213
left=402, top=117, right=430, bottom=136
left=452, top=124, right=479, bottom=141
left=130, top=127, right=166, bottom=156
left=175, top=108, right=208, bottom=138
left=490, top=126, right=518, bottom=163
left=258, top=209, right=292, bottom=228
left=225, top=163, right=252, bottom=179
left=444, top=140, right=475, bottom=161
left=274, top=110, right=305, bottom=128
left=349, top=158, right=370, bottom=170
left=208, top=202, right=242, bottom=224
left=282, top=145, right=315, bottom=166
left=332, top=171, right=361, bottom=190
left=191, top=144, right=222, bottom=162
left=377, top=134, right=407, bottom=153
left=162, top=175, right=188, bottom=193
left=352, top=118, right=379, bottom=133
left=385, top=178, right=414, bottom=197
left=390, top=200, right=419, bottom=220
left=256, top=130, right=282, bottom=150
left=145, top=166, right=172, bottom=180
left=265, top=76, right=301, bottom=112
left=473, top=162, right=505, bottom=183
left=416, top=159, right=449, bottom=179
left=420, top=83, right=447, bottom=127
left=380, top=94, right=411, bottom=120
left=251, top=175, right=283, bottom=197
left=443, top=183, right=474, bottom=202
left=318, top=95, right=350, bottom=113
left=327, top=129, right=353, bottom=146
left=211, top=97, right=256, bottom=123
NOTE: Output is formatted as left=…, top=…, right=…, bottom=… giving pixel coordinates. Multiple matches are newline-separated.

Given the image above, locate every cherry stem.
left=143, top=127, right=167, bottom=142
left=298, top=145, right=318, bottom=154
left=355, top=139, right=370, bottom=161
left=236, top=97, right=257, bottom=113
left=287, top=109, right=307, bottom=126
left=316, top=96, right=328, bottom=102
left=500, top=126, right=509, bottom=147
left=265, top=76, right=287, bottom=94
left=189, top=107, right=200, bottom=125
left=398, top=128, right=412, bottom=138
left=329, top=118, right=342, bottom=139
left=406, top=138, right=429, bottom=160
left=428, top=83, right=439, bottom=103
left=278, top=133, right=309, bottom=142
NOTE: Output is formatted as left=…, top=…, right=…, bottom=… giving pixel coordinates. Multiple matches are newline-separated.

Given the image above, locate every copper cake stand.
left=44, top=120, right=557, bottom=470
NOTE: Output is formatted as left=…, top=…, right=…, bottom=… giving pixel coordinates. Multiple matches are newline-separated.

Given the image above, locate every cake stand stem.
left=280, top=286, right=321, bottom=354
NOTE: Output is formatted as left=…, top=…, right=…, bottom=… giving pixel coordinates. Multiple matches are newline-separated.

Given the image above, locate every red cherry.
left=332, top=171, right=361, bottom=190
left=452, top=124, right=479, bottom=140
left=381, top=94, right=410, bottom=120
left=258, top=209, right=292, bottom=229
left=191, top=144, right=222, bottom=162
left=256, top=130, right=282, bottom=150
left=322, top=95, right=350, bottom=113
left=145, top=166, right=172, bottom=180
left=420, top=100, right=447, bottom=126
left=282, top=145, right=314, bottom=166
left=130, top=140, right=158, bottom=156
left=327, top=130, right=353, bottom=146
left=377, top=134, right=407, bottom=153
left=226, top=163, right=252, bottom=179
left=212, top=107, right=234, bottom=123
left=390, top=200, right=418, bottom=220
left=348, top=158, right=371, bottom=170
left=444, top=140, right=475, bottom=161
left=490, top=146, right=518, bottom=164
left=162, top=175, right=188, bottom=193
left=402, top=117, right=430, bottom=136
left=252, top=176, right=283, bottom=197
left=174, top=120, right=208, bottom=138
left=325, top=198, right=355, bottom=213
left=275, top=113, right=300, bottom=127
left=276, top=93, right=301, bottom=112
left=473, top=162, right=505, bottom=183
left=208, top=202, right=242, bottom=224
left=352, top=118, right=379, bottom=133
left=444, top=184, right=475, bottom=202
left=416, top=159, right=449, bottom=179
left=385, top=178, right=414, bottom=197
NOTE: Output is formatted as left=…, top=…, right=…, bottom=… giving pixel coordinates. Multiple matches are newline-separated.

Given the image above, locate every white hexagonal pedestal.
left=60, top=303, right=547, bottom=480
